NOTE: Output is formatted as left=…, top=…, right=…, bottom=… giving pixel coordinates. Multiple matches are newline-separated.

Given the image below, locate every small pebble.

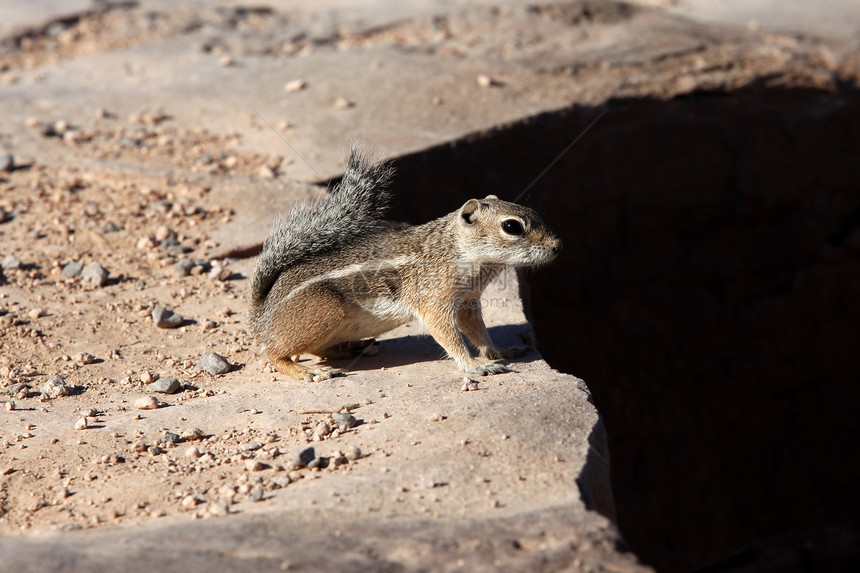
left=146, top=376, right=181, bottom=394
left=61, top=261, right=83, bottom=278
left=331, top=412, right=356, bottom=429
left=181, top=495, right=199, bottom=508
left=461, top=377, right=480, bottom=392
left=249, top=488, right=264, bottom=502
left=208, top=264, right=231, bottom=281
left=162, top=433, right=180, bottom=446
left=313, top=422, right=330, bottom=438
left=245, top=459, right=265, bottom=472
left=345, top=446, right=362, bottom=461
left=271, top=475, right=292, bottom=489
left=140, top=370, right=158, bottom=384
left=28, top=308, right=44, bottom=319
left=476, top=74, right=495, bottom=88
left=198, top=352, right=231, bottom=375
left=206, top=502, right=230, bottom=516
left=151, top=306, right=184, bottom=329
left=257, top=165, right=276, bottom=179
left=134, top=396, right=159, bottom=410
left=75, top=417, right=88, bottom=430
left=219, top=55, right=235, bottom=67
left=41, top=374, right=71, bottom=398
left=333, top=97, right=353, bottom=110
left=166, top=244, right=193, bottom=257
left=173, top=259, right=196, bottom=277
left=185, top=446, right=202, bottom=458
left=284, top=79, right=306, bottom=92
left=81, top=262, right=109, bottom=287
left=137, top=236, right=157, bottom=250
left=181, top=428, right=204, bottom=441
left=1, top=255, right=21, bottom=270
left=0, top=154, right=13, bottom=173
left=76, top=352, right=96, bottom=365
left=292, top=446, right=315, bottom=468
left=6, top=401, right=15, bottom=411
left=154, top=225, right=176, bottom=242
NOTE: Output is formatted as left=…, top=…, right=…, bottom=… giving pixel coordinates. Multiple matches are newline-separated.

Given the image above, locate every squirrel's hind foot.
left=272, top=357, right=347, bottom=382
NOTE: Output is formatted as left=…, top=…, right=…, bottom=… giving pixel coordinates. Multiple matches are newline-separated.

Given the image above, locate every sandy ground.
left=4, top=0, right=850, bottom=568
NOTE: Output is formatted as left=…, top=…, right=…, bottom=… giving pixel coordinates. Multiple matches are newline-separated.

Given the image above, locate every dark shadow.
left=322, top=323, right=539, bottom=373
left=377, top=83, right=860, bottom=572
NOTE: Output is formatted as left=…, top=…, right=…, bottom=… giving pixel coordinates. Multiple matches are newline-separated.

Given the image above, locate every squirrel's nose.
left=552, top=238, right=563, bottom=254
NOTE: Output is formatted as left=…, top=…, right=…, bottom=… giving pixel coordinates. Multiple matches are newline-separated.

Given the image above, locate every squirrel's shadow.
left=323, top=324, right=541, bottom=373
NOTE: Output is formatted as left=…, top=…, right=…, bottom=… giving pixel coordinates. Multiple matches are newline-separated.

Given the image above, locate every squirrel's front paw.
left=482, top=345, right=530, bottom=360
left=463, top=361, right=511, bottom=376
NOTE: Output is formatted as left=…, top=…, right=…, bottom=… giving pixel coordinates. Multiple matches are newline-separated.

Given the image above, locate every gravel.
left=198, top=352, right=231, bottom=375
left=146, top=376, right=181, bottom=394
left=151, top=306, right=184, bottom=328
left=3, top=383, right=30, bottom=395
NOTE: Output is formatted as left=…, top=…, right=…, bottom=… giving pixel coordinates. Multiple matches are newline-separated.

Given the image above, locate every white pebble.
left=75, top=417, right=88, bottom=430
left=244, top=459, right=265, bottom=472
left=134, top=396, right=159, bottom=410
left=284, top=79, right=306, bottom=93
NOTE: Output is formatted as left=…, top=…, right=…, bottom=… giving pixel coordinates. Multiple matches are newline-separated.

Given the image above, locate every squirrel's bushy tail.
left=249, top=144, right=394, bottom=310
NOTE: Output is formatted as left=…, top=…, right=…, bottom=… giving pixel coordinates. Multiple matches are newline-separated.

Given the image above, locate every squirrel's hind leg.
left=263, top=284, right=349, bottom=381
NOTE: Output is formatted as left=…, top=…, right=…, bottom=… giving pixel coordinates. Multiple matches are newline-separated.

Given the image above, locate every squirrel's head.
left=455, top=195, right=562, bottom=266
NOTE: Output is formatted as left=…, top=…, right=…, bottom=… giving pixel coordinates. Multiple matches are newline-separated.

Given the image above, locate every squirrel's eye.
left=502, top=219, right=523, bottom=236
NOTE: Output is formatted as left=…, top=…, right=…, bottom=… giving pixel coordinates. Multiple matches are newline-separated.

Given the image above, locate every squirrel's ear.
left=484, top=194, right=498, bottom=200
left=459, top=199, right=481, bottom=226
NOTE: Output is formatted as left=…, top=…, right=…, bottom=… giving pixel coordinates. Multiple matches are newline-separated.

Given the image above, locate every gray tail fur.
left=249, top=144, right=394, bottom=309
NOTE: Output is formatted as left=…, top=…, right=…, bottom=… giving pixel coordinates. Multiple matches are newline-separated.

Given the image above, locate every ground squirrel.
left=249, top=145, right=562, bottom=381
